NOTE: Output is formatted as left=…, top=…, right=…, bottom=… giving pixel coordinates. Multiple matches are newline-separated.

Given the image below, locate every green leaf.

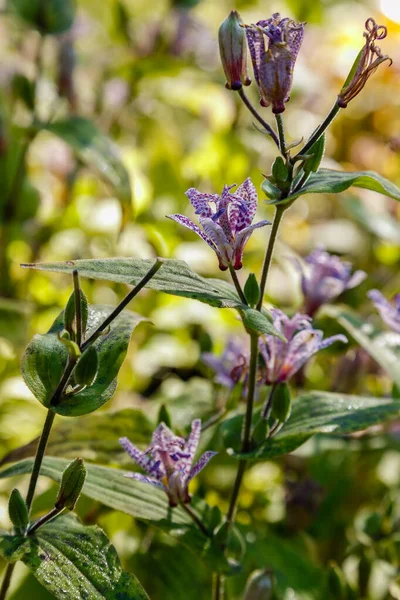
left=240, top=308, right=285, bottom=340
left=0, top=458, right=232, bottom=574
left=8, top=0, right=75, bottom=35
left=323, top=305, right=400, bottom=388
left=276, top=169, right=400, bottom=205
left=303, top=133, right=326, bottom=175
left=0, top=514, right=149, bottom=599
left=21, top=305, right=144, bottom=416
left=0, top=409, right=155, bottom=466
left=44, top=117, right=132, bottom=226
left=231, top=391, right=400, bottom=460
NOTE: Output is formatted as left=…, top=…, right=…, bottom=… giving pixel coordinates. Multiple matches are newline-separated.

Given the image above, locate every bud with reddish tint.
left=219, top=10, right=251, bottom=91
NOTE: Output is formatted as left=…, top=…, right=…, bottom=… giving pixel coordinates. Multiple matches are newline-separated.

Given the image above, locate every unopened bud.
left=244, top=569, right=275, bottom=600
left=55, top=458, right=86, bottom=510
left=74, top=346, right=98, bottom=387
left=8, top=489, right=29, bottom=531
left=271, top=382, right=291, bottom=423
left=244, top=273, right=260, bottom=307
left=218, top=11, right=251, bottom=91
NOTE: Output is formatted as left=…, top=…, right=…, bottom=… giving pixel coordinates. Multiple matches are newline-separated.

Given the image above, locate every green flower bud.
left=271, top=382, right=291, bottom=423
left=55, top=458, right=86, bottom=511
left=8, top=489, right=29, bottom=531
left=74, top=346, right=99, bottom=387
left=244, top=273, right=260, bottom=307
left=261, top=178, right=281, bottom=201
left=219, top=11, right=251, bottom=91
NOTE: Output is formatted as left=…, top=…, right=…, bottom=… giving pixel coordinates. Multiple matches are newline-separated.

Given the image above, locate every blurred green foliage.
left=1, top=0, right=400, bottom=598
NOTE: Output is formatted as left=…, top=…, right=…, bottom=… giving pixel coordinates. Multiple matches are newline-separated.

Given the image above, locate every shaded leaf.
left=0, top=514, right=149, bottom=599
left=231, top=391, right=400, bottom=460
left=8, top=0, right=75, bottom=35
left=21, top=305, right=143, bottom=416
left=274, top=169, right=400, bottom=205
left=44, top=117, right=132, bottom=226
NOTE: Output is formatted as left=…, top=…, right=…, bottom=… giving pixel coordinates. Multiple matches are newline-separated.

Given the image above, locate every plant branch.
left=181, top=503, right=211, bottom=538
left=228, top=264, right=248, bottom=305
left=27, top=507, right=64, bottom=536
left=275, top=114, right=287, bottom=159
left=237, top=88, right=280, bottom=149
left=292, top=102, right=340, bottom=162
left=256, top=205, right=285, bottom=311
left=25, top=410, right=56, bottom=512
left=81, top=258, right=163, bottom=351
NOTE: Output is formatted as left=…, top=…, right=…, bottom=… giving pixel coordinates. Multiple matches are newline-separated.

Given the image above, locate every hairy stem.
left=292, top=102, right=340, bottom=161
left=228, top=264, right=248, bottom=305
left=28, top=507, right=64, bottom=536
left=25, top=410, right=56, bottom=512
left=256, top=205, right=285, bottom=311
left=237, top=88, right=280, bottom=149
left=275, top=114, right=287, bottom=159
left=81, top=258, right=163, bottom=351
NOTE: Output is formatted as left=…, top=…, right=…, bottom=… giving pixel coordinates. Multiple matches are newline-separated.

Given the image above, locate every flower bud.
left=74, top=346, right=99, bottom=387
left=218, top=11, right=251, bottom=91
left=8, top=489, right=29, bottom=531
left=244, top=273, right=260, bottom=307
left=55, top=458, right=86, bottom=510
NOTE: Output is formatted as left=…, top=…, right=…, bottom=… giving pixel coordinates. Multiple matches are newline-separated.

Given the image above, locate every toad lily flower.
left=368, top=290, right=400, bottom=334
left=168, top=178, right=270, bottom=270
left=337, top=18, right=392, bottom=108
left=259, top=309, right=347, bottom=384
left=293, top=248, right=366, bottom=317
left=120, top=420, right=217, bottom=507
left=202, top=337, right=249, bottom=389
left=244, top=13, right=305, bottom=114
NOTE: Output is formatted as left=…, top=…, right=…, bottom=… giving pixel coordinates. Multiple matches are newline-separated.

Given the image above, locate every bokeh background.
left=0, top=0, right=400, bottom=598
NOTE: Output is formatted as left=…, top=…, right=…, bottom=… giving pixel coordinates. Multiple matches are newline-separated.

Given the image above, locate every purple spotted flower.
left=368, top=290, right=400, bottom=334
left=259, top=309, right=347, bottom=384
left=119, top=419, right=217, bottom=507
left=202, top=338, right=249, bottom=389
left=294, top=248, right=366, bottom=317
left=244, top=14, right=305, bottom=114
left=168, top=178, right=270, bottom=271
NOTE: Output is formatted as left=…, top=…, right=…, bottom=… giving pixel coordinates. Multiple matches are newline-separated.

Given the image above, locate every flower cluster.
left=294, top=248, right=366, bottom=317
left=259, top=309, right=347, bottom=384
left=120, top=420, right=217, bottom=507
left=368, top=290, right=400, bottom=334
left=244, top=14, right=305, bottom=114
left=168, top=178, right=270, bottom=271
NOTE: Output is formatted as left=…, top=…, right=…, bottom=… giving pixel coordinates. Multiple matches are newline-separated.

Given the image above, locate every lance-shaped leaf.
left=323, top=304, right=400, bottom=388
left=21, top=258, right=283, bottom=338
left=21, top=305, right=144, bottom=416
left=224, top=391, right=400, bottom=460
left=270, top=169, right=400, bottom=205
left=0, top=514, right=149, bottom=599
left=44, top=117, right=132, bottom=226
left=0, top=458, right=233, bottom=574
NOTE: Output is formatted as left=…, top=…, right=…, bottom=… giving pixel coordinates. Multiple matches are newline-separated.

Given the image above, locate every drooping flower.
left=293, top=248, right=366, bottom=316
left=337, top=18, right=392, bottom=108
left=258, top=309, right=347, bottom=384
left=219, top=10, right=251, bottom=90
left=368, top=290, right=400, bottom=334
left=202, top=337, right=249, bottom=389
left=244, top=13, right=305, bottom=114
left=119, top=419, right=217, bottom=507
left=168, top=178, right=270, bottom=271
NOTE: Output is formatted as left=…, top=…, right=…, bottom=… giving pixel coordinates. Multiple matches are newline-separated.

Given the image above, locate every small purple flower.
left=368, top=290, right=400, bottom=334
left=259, top=309, right=347, bottom=384
left=293, top=248, right=366, bottom=317
left=168, top=178, right=270, bottom=271
left=120, top=419, right=217, bottom=507
left=244, top=13, right=305, bottom=114
left=202, top=338, right=249, bottom=389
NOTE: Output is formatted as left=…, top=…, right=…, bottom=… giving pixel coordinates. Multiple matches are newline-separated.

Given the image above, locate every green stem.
left=275, top=114, right=287, bottom=159
left=27, top=507, right=64, bottom=536
left=261, top=383, right=277, bottom=420
left=213, top=573, right=224, bottom=600
left=228, top=264, right=248, bottom=305
left=292, top=102, right=340, bottom=162
left=256, top=205, right=285, bottom=311
left=73, top=270, right=82, bottom=347
left=81, top=258, right=163, bottom=351
left=25, top=410, right=56, bottom=512
left=0, top=565, right=15, bottom=600
left=237, top=88, right=280, bottom=149
left=181, top=503, right=211, bottom=538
